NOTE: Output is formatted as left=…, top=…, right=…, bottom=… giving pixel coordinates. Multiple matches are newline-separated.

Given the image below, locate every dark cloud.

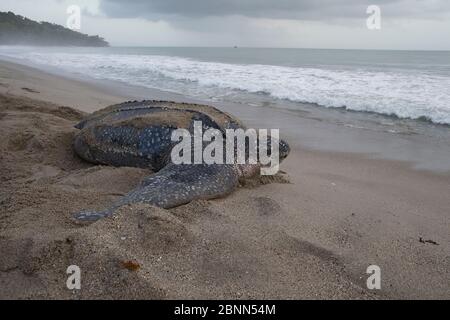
left=99, top=0, right=450, bottom=20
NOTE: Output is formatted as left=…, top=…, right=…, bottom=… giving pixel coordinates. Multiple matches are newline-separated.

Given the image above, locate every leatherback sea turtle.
left=73, top=100, right=290, bottom=222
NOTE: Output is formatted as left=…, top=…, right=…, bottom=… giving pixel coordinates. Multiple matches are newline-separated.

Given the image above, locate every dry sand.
left=0, top=60, right=448, bottom=299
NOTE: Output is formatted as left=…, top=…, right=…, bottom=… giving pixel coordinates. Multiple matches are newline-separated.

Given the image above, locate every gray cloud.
left=99, top=0, right=450, bottom=20
left=1, top=0, right=449, bottom=49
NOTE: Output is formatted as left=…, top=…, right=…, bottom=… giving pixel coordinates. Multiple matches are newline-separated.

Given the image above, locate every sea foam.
left=5, top=50, right=450, bottom=124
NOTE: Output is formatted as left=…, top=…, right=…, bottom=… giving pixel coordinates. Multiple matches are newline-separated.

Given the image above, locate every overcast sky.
left=1, top=0, right=450, bottom=49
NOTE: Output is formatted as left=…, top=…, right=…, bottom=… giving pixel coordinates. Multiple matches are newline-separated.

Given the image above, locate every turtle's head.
left=279, top=138, right=290, bottom=163
left=263, top=137, right=290, bottom=163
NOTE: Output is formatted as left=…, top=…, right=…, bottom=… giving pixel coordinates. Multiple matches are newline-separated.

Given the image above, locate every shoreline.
left=0, top=58, right=449, bottom=299
left=2, top=56, right=450, bottom=173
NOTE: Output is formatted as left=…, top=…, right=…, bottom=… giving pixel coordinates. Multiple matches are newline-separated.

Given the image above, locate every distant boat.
left=233, top=46, right=238, bottom=49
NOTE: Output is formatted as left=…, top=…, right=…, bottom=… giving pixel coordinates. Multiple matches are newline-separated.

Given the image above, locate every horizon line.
left=105, top=45, right=450, bottom=52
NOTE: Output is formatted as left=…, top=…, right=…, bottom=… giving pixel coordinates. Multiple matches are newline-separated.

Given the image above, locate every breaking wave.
left=4, top=50, right=450, bottom=124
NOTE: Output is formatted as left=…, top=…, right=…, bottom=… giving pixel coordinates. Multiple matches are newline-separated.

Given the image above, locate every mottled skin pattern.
left=73, top=100, right=290, bottom=222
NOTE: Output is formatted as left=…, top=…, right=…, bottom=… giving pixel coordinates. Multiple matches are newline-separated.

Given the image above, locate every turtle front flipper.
left=73, top=163, right=239, bottom=222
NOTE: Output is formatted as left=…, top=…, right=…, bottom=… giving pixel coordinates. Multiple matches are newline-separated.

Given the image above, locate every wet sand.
left=0, top=59, right=449, bottom=299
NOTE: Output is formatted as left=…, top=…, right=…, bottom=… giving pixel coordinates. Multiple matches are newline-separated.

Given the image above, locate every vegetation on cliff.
left=0, top=11, right=109, bottom=47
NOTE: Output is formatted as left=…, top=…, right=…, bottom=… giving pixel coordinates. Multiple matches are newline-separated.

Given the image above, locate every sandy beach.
left=0, top=59, right=448, bottom=299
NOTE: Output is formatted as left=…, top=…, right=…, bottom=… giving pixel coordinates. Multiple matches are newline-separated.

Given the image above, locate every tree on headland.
left=0, top=11, right=109, bottom=47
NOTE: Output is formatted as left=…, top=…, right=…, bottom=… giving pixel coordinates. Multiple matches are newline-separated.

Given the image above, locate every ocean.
left=1, top=46, right=450, bottom=125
